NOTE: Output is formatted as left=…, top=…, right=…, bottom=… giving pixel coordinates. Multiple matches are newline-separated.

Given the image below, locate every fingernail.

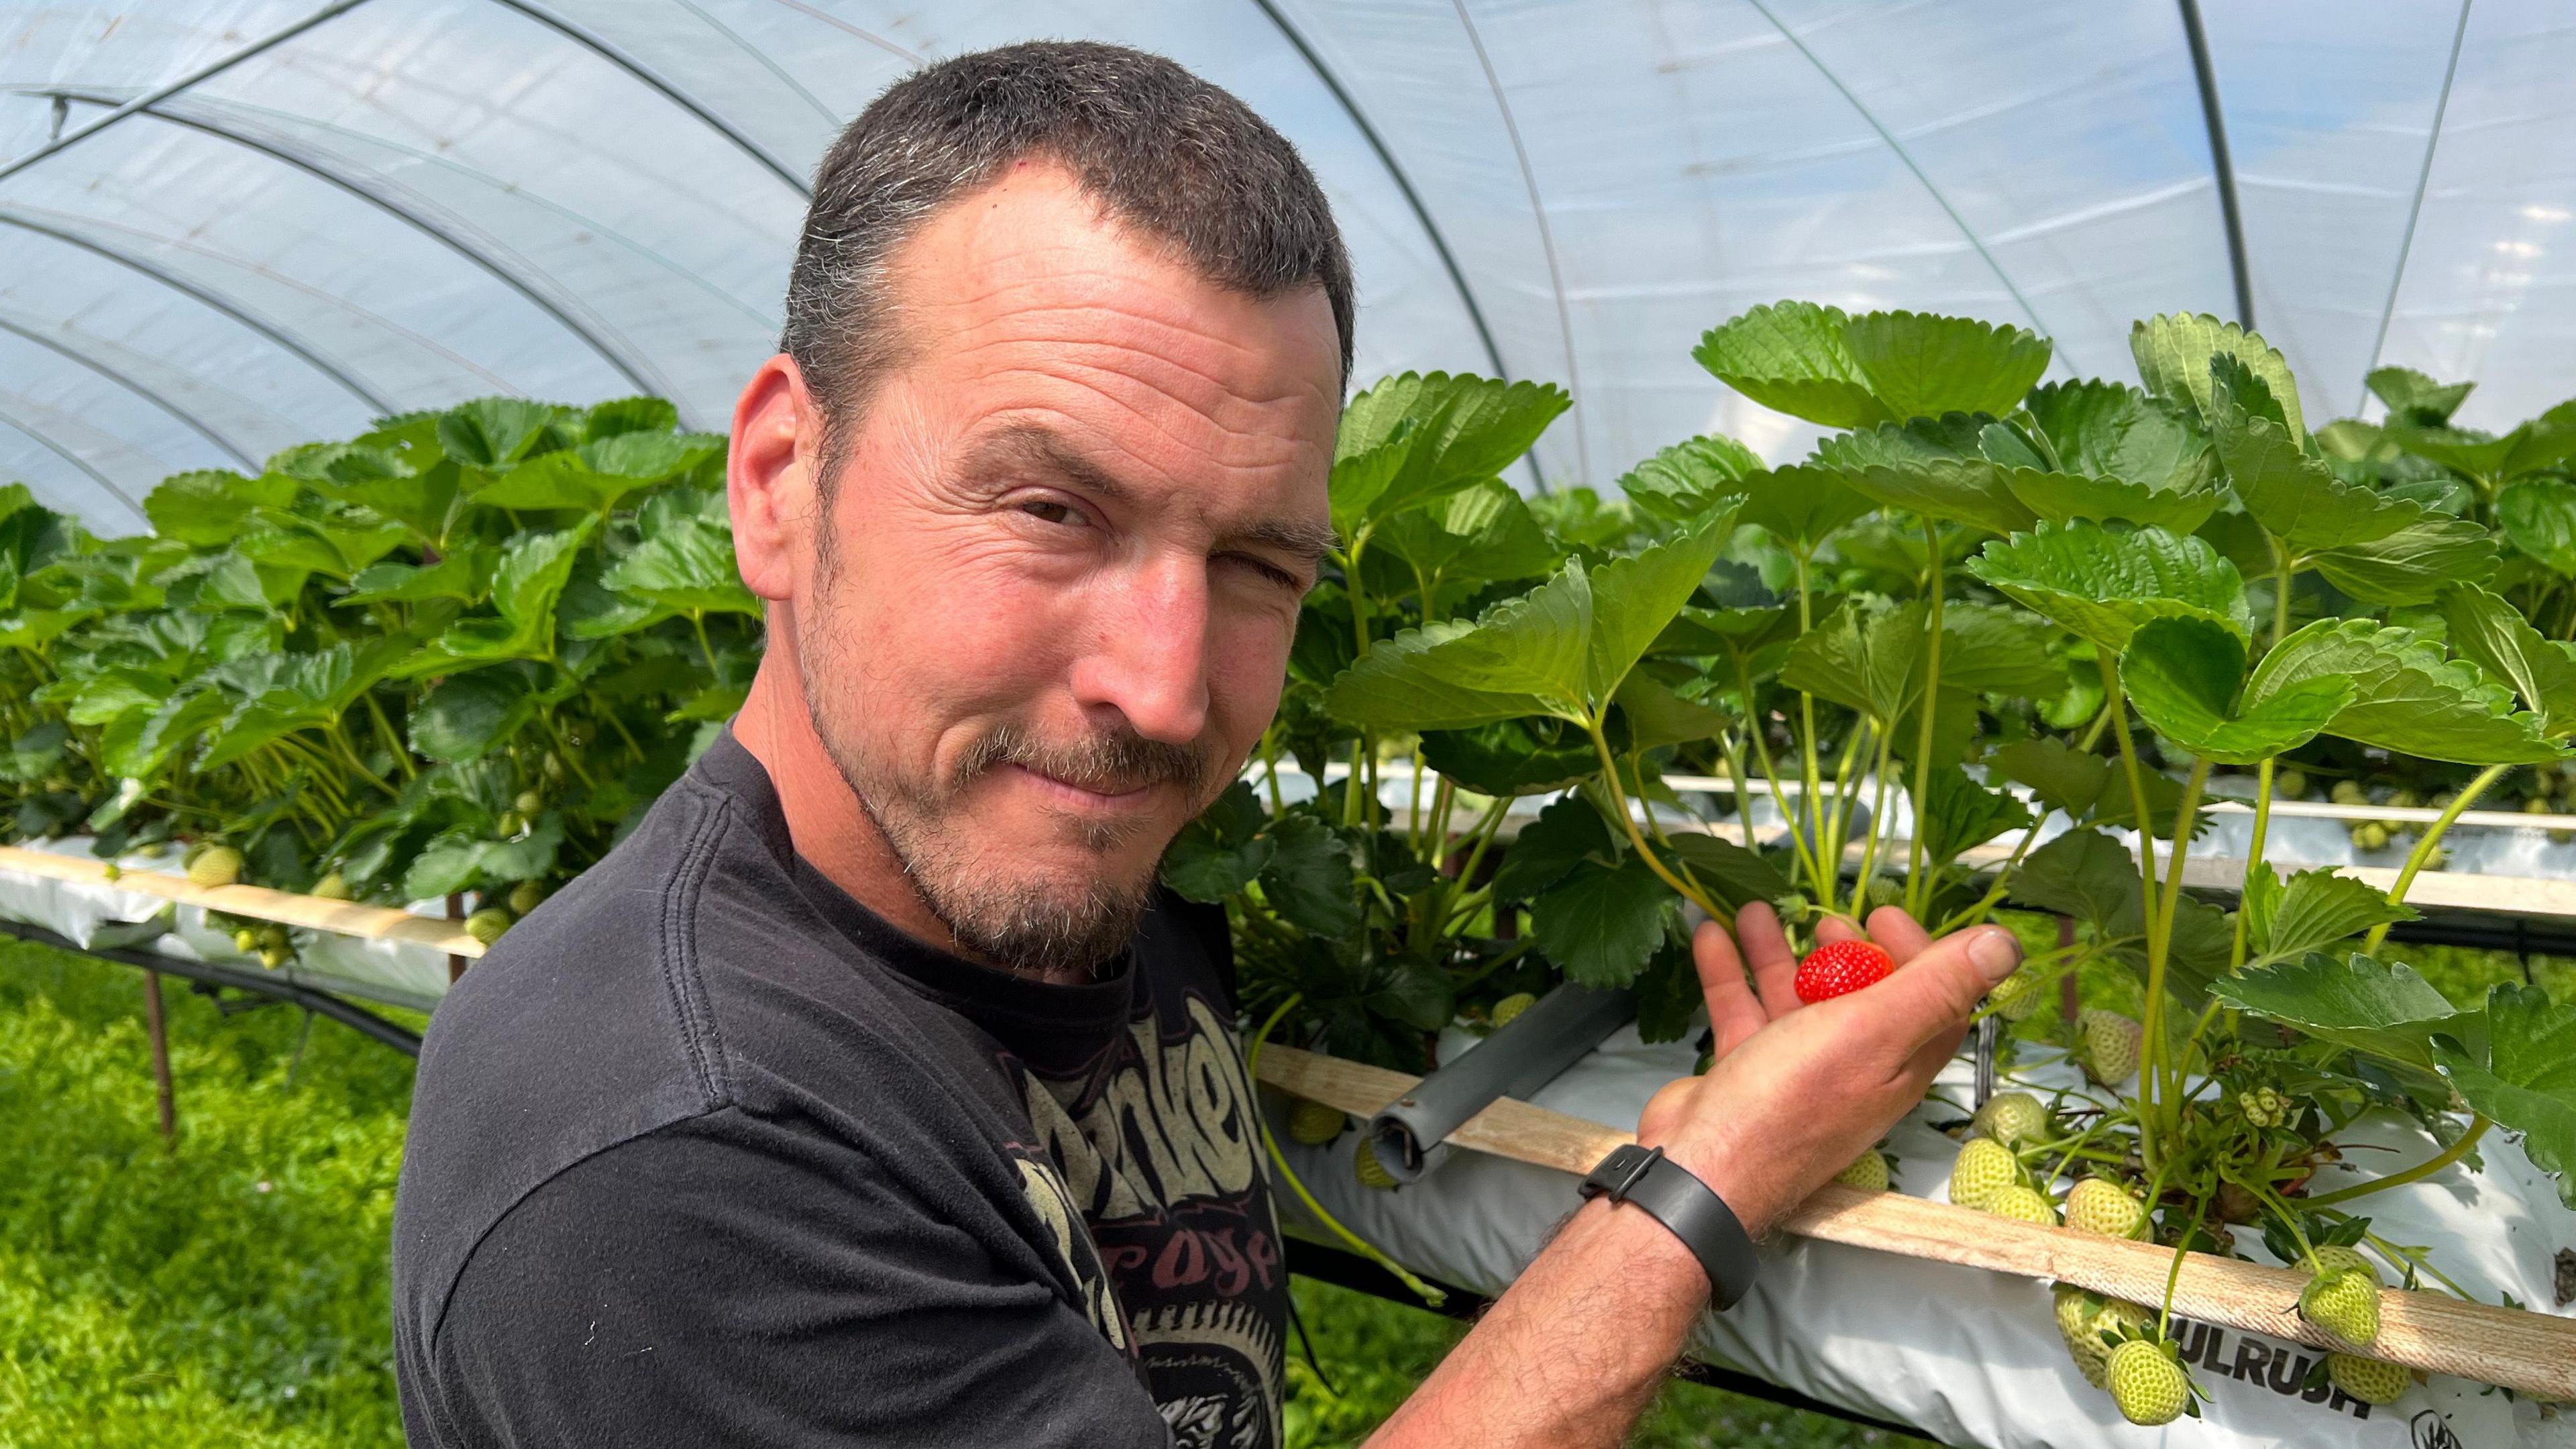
left=1968, top=928, right=2021, bottom=983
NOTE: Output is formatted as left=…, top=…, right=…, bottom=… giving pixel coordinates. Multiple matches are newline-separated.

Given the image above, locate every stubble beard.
left=794, top=580, right=1214, bottom=981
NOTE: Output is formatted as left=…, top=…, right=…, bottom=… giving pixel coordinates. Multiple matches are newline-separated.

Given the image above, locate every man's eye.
left=1018, top=498, right=1086, bottom=527
left=1226, top=554, right=1304, bottom=591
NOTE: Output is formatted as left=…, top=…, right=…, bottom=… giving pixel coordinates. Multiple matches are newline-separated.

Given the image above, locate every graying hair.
left=781, top=40, right=1356, bottom=474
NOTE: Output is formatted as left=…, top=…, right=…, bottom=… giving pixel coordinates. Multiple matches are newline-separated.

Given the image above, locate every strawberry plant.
left=0, top=396, right=756, bottom=963
left=1177, top=307, right=2576, bottom=1419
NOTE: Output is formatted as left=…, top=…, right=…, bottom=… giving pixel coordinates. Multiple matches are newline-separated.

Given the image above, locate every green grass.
left=3, top=932, right=2567, bottom=1448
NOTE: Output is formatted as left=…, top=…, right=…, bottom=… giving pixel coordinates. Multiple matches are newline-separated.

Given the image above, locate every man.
left=392, top=40, right=2023, bottom=1448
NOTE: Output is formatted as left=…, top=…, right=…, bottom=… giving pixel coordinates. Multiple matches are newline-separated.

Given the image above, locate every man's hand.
left=1638, top=902, right=2023, bottom=1236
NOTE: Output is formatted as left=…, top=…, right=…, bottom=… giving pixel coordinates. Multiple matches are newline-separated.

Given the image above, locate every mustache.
left=953, top=722, right=1212, bottom=798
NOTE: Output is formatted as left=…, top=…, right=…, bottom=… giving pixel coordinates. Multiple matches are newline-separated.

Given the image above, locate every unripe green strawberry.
left=465, top=908, right=513, bottom=946
left=2106, top=1337, right=2192, bottom=1426
left=233, top=927, right=260, bottom=953
left=312, top=871, right=352, bottom=900
left=136, top=841, right=168, bottom=859
left=1489, top=992, right=1536, bottom=1029
left=2311, top=1244, right=2381, bottom=1285
left=508, top=880, right=545, bottom=916
left=188, top=845, right=244, bottom=888
left=496, top=810, right=524, bottom=838
left=1287, top=1098, right=1345, bottom=1146
left=1353, top=1138, right=1396, bottom=1191
left=2077, top=1010, right=2143, bottom=1086
left=514, top=790, right=544, bottom=817
left=1984, top=1183, right=2058, bottom=1225
left=2330, top=780, right=2367, bottom=806
left=101, top=861, right=121, bottom=881
left=260, top=924, right=288, bottom=951
left=1988, top=967, right=2045, bottom=1022
left=2327, top=1352, right=2410, bottom=1405
left=2528, top=794, right=2556, bottom=817
left=2353, top=821, right=2391, bottom=853
left=2275, top=769, right=2308, bottom=800
left=1832, top=1150, right=1889, bottom=1192
left=2053, top=1288, right=2151, bottom=1389
left=2241, top=1085, right=2289, bottom=1128
left=1972, top=1090, right=2053, bottom=1148
left=1948, top=1136, right=2021, bottom=1209
left=2300, top=1265, right=2382, bottom=1349
left=2064, top=1177, right=2149, bottom=1239
left=260, top=945, right=289, bottom=969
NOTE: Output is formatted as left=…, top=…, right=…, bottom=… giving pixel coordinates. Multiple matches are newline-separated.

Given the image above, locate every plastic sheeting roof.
left=0, top=1, right=2559, bottom=532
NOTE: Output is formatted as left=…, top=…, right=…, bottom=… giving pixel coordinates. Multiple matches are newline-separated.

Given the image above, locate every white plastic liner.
left=0, top=835, right=449, bottom=1012
left=1283, top=1028, right=2576, bottom=1449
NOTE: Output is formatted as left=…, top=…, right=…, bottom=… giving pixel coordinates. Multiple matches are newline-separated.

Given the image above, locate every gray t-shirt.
left=392, top=731, right=1285, bottom=1447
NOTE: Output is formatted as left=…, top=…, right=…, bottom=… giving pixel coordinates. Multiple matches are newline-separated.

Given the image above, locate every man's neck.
left=731, top=643, right=970, bottom=960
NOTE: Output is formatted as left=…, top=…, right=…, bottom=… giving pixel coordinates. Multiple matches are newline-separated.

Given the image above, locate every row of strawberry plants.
left=0, top=395, right=759, bottom=952
left=1165, top=310, right=2576, bottom=1425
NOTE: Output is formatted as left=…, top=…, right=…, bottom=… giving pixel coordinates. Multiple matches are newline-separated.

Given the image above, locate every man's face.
left=785, top=163, right=1340, bottom=976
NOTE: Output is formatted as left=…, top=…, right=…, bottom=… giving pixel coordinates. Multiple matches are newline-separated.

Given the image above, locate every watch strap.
left=1579, top=1144, right=1758, bottom=1309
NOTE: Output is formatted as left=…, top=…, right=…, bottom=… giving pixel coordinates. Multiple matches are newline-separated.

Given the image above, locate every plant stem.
left=2231, top=757, right=2275, bottom=970
left=1733, top=654, right=1826, bottom=892
left=2361, top=763, right=2510, bottom=954
left=2145, top=759, right=2212, bottom=1134
left=1244, top=995, right=1446, bottom=1306
left=2268, top=532, right=2296, bottom=650
left=1905, top=519, right=1945, bottom=915
left=1587, top=715, right=1727, bottom=925
left=2304, top=1116, right=2491, bottom=1206
left=1794, top=552, right=1827, bottom=908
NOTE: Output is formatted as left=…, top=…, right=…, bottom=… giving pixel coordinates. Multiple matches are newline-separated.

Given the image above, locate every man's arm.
left=1370, top=904, right=2021, bottom=1448
left=404, top=1107, right=1169, bottom=1449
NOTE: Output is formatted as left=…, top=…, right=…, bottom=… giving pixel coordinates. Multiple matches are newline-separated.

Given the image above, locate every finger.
left=1863, top=905, right=1935, bottom=963
left=1862, top=924, right=2023, bottom=1057
left=1692, top=918, right=1768, bottom=1059
left=1738, top=901, right=1804, bottom=1017
left=1813, top=913, right=1864, bottom=945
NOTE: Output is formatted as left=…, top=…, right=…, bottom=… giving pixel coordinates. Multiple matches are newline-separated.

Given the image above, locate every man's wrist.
left=1652, top=1136, right=1781, bottom=1240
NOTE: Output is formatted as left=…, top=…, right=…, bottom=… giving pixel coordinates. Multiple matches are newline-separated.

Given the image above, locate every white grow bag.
left=0, top=835, right=453, bottom=1012
left=1283, top=1028, right=2576, bottom=1449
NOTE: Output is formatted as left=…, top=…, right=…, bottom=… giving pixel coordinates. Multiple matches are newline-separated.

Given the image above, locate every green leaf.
left=2120, top=615, right=2352, bottom=765
left=2385, top=402, right=2576, bottom=482
left=1618, top=435, right=1763, bottom=525
left=1838, top=309, right=2053, bottom=422
left=437, top=398, right=561, bottom=470
left=584, top=396, right=680, bottom=440
left=437, top=518, right=596, bottom=661
left=2365, top=366, right=2473, bottom=426
left=1258, top=814, right=1360, bottom=936
left=1324, top=564, right=1591, bottom=731
left=1418, top=717, right=1599, bottom=797
left=2002, top=467, right=2218, bottom=533
left=1586, top=520, right=1729, bottom=702
left=1531, top=857, right=1668, bottom=987
left=1494, top=796, right=1616, bottom=905
left=340, top=546, right=492, bottom=606
left=1161, top=782, right=1275, bottom=902
left=1369, top=480, right=1560, bottom=592
left=2497, top=478, right=2576, bottom=575
left=144, top=470, right=299, bottom=545
left=2435, top=984, right=2576, bottom=1208
left=600, top=515, right=761, bottom=618
left=1991, top=737, right=2114, bottom=820
left=2025, top=380, right=2217, bottom=490
left=2308, top=519, right=2498, bottom=605
left=1663, top=832, right=1793, bottom=911
left=1782, top=597, right=1916, bottom=721
left=2438, top=585, right=2576, bottom=739
left=2004, top=828, right=2141, bottom=929
left=1965, top=521, right=2249, bottom=654
left=2245, top=619, right=2561, bottom=765
left=1366, top=962, right=1457, bottom=1032
left=1333, top=372, right=1570, bottom=533
left=2252, top=869, right=2416, bottom=964
left=1725, top=465, right=1876, bottom=552
left=2213, top=953, right=2469, bottom=1072
left=1915, top=766, right=2033, bottom=868
left=1693, top=301, right=1890, bottom=428
left=2131, top=312, right=2307, bottom=441
left=1813, top=417, right=2039, bottom=533
left=1612, top=672, right=1729, bottom=751
left=2208, top=358, right=2419, bottom=553
left=2108, top=890, right=2237, bottom=1008
left=409, top=669, right=536, bottom=763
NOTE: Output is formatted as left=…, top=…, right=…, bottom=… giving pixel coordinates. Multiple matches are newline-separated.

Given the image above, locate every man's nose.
left=1067, top=556, right=1210, bottom=745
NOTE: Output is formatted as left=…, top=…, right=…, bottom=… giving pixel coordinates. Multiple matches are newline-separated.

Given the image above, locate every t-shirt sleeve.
left=406, top=1108, right=1172, bottom=1449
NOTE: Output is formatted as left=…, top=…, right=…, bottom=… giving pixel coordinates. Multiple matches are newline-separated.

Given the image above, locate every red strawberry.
left=1796, top=940, right=1894, bottom=1002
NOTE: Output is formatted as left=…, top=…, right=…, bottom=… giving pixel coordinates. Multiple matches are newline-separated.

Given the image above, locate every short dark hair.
left=782, top=41, right=1356, bottom=456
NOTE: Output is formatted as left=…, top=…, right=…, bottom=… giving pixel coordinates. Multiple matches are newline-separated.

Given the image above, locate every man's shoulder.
left=390, top=766, right=954, bottom=1344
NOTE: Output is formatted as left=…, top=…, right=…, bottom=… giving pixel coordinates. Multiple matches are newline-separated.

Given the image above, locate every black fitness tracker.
left=1578, top=1144, right=1760, bottom=1309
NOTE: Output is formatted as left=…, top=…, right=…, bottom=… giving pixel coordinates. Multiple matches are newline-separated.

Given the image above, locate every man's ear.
left=727, top=354, right=822, bottom=602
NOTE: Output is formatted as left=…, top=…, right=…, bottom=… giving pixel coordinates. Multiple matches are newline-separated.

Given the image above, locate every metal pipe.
left=0, top=919, right=423, bottom=1057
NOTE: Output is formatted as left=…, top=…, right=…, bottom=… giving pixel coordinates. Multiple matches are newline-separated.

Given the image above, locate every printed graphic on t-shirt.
left=1018, top=991, right=1284, bottom=1448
